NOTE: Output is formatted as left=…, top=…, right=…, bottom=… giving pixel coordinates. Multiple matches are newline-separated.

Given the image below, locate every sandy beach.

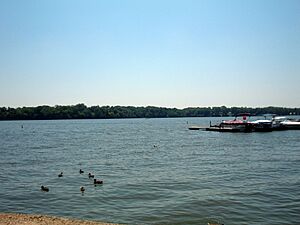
left=0, top=213, right=120, bottom=225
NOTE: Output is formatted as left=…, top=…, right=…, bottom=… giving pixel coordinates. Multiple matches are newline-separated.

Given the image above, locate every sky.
left=0, top=0, right=299, bottom=108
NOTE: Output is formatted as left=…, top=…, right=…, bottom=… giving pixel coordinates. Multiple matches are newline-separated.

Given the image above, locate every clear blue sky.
left=0, top=0, right=299, bottom=108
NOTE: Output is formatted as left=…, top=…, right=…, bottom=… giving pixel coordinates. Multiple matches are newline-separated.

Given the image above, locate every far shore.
left=0, top=213, right=121, bottom=225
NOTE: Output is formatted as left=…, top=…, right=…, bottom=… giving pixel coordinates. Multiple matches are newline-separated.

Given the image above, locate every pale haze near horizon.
left=0, top=0, right=299, bottom=109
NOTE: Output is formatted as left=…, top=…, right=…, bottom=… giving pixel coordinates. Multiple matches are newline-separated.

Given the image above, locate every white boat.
left=251, top=115, right=300, bottom=131
left=250, top=119, right=273, bottom=132
left=270, top=116, right=286, bottom=130
left=272, top=116, right=300, bottom=130
left=280, top=120, right=300, bottom=130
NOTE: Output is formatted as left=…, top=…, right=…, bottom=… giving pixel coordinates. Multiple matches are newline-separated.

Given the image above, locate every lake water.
left=0, top=117, right=299, bottom=225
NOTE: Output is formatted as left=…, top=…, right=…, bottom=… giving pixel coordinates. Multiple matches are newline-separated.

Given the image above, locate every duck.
left=80, top=186, right=85, bottom=192
left=41, top=186, right=49, bottom=192
left=79, top=169, right=84, bottom=174
left=58, top=172, right=63, bottom=177
left=88, top=173, right=94, bottom=178
left=94, top=179, right=103, bottom=185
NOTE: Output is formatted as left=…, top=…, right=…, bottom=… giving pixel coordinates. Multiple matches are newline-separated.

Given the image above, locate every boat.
left=250, top=114, right=275, bottom=132
left=251, top=116, right=300, bottom=131
left=271, top=116, right=287, bottom=130
left=189, top=114, right=300, bottom=132
left=209, top=113, right=254, bottom=132
left=280, top=119, right=300, bottom=130
left=251, top=119, right=273, bottom=132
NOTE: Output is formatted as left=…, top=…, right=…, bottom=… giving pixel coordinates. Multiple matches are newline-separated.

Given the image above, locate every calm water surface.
left=0, top=118, right=299, bottom=225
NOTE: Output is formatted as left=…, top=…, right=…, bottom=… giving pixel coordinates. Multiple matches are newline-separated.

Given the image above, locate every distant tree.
left=0, top=104, right=299, bottom=120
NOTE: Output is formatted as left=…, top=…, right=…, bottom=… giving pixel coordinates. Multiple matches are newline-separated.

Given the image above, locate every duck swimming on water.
left=79, top=169, right=84, bottom=174
left=58, top=172, right=63, bottom=177
left=80, top=186, right=85, bottom=192
left=41, top=186, right=49, bottom=192
left=94, top=179, right=103, bottom=185
left=88, top=173, right=94, bottom=178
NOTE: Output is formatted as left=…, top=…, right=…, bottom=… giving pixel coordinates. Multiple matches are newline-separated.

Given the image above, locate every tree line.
left=0, top=104, right=299, bottom=120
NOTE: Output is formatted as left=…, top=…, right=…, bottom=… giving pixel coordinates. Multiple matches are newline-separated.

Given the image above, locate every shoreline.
left=0, top=213, right=121, bottom=225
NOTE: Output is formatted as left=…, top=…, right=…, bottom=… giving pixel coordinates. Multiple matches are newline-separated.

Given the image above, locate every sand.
left=0, top=213, right=120, bottom=225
